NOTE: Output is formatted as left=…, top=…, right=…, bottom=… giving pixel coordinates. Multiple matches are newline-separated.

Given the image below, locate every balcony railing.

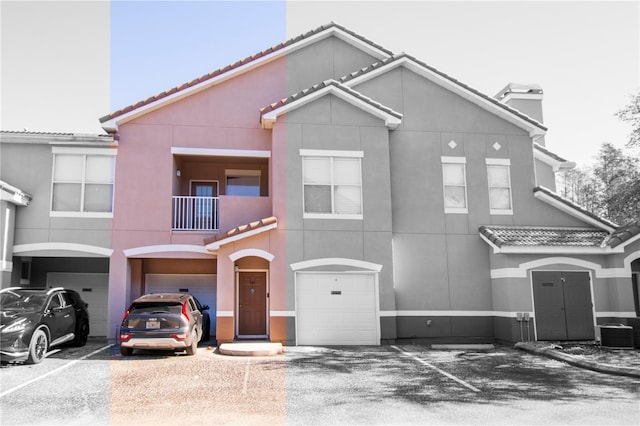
left=172, top=196, right=218, bottom=231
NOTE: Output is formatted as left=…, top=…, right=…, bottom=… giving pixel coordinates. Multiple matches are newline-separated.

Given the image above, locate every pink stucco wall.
left=107, top=57, right=287, bottom=338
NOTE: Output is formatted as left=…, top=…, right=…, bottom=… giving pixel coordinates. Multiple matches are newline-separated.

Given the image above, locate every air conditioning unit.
left=625, top=318, right=640, bottom=349
left=599, top=324, right=634, bottom=348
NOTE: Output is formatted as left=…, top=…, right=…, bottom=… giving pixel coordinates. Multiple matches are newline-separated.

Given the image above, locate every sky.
left=1, top=1, right=638, bottom=167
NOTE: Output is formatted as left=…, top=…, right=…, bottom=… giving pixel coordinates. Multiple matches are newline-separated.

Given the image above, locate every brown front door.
left=238, top=272, right=267, bottom=336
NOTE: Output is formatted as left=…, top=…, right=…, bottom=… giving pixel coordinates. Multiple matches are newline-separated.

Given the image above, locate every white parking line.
left=391, top=345, right=481, bottom=393
left=0, top=344, right=112, bottom=398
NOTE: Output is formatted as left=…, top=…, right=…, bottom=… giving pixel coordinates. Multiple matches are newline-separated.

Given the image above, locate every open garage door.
left=145, top=274, right=216, bottom=337
left=47, top=273, right=109, bottom=337
left=296, top=272, right=379, bottom=345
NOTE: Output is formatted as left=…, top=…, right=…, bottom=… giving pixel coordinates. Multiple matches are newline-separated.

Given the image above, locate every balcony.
left=171, top=152, right=272, bottom=233
left=172, top=196, right=219, bottom=231
left=172, top=195, right=272, bottom=233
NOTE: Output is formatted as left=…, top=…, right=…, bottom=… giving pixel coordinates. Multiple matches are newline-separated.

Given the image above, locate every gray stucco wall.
left=285, top=36, right=380, bottom=95
left=277, top=93, right=397, bottom=339
left=0, top=142, right=112, bottom=249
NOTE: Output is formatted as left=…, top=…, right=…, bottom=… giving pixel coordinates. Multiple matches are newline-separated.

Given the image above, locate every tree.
left=616, top=91, right=640, bottom=147
left=591, top=143, right=640, bottom=225
left=558, top=142, right=640, bottom=226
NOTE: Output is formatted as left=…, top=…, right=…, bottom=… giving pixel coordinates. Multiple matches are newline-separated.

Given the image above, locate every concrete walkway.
left=515, top=342, right=640, bottom=379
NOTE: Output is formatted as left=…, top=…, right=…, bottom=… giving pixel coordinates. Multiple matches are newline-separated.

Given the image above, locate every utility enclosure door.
left=532, top=271, right=594, bottom=341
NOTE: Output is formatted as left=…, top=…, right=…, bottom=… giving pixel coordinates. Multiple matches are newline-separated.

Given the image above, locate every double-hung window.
left=441, top=156, right=468, bottom=214
left=301, top=149, right=363, bottom=219
left=486, top=158, right=513, bottom=215
left=51, top=147, right=116, bottom=217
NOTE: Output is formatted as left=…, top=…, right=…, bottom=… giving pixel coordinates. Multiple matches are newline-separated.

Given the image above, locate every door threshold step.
left=219, top=342, right=283, bottom=356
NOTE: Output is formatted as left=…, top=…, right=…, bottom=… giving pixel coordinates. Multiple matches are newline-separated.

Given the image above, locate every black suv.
left=0, top=287, right=90, bottom=364
left=119, top=293, right=209, bottom=357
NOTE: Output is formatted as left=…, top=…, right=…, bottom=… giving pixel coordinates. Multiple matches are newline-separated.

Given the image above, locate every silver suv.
left=119, top=293, right=209, bottom=356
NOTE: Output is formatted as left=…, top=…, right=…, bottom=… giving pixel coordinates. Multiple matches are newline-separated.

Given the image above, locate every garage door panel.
left=296, top=272, right=379, bottom=346
left=47, top=273, right=108, bottom=337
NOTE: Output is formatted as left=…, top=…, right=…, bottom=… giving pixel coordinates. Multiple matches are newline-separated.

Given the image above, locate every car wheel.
left=186, top=332, right=198, bottom=356
left=72, top=320, right=89, bottom=347
left=119, top=346, right=133, bottom=357
left=27, top=328, right=48, bottom=364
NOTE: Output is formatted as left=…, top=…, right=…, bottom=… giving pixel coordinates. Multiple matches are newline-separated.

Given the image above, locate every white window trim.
left=50, top=149, right=115, bottom=218
left=441, top=156, right=468, bottom=214
left=52, top=147, right=118, bottom=156
left=300, top=149, right=364, bottom=220
left=300, top=149, right=363, bottom=158
left=486, top=158, right=513, bottom=215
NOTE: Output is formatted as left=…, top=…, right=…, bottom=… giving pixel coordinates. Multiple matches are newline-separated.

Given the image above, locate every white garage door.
left=296, top=272, right=379, bottom=345
left=47, top=273, right=109, bottom=337
left=145, top=274, right=216, bottom=336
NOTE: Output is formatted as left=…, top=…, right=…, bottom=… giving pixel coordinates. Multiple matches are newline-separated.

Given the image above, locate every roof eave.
left=533, top=143, right=575, bottom=172
left=485, top=245, right=624, bottom=255
left=260, top=83, right=402, bottom=130
left=0, top=181, right=32, bottom=206
left=533, top=187, right=617, bottom=232
left=205, top=221, right=277, bottom=251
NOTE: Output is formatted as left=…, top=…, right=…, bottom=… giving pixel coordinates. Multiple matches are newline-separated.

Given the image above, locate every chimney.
left=495, top=82, right=544, bottom=124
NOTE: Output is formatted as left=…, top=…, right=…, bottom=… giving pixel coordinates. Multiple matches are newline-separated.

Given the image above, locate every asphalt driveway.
left=1, top=343, right=639, bottom=425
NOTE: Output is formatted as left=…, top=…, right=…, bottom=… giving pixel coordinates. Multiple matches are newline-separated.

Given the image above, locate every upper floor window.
left=225, top=169, right=261, bottom=196
left=486, top=158, right=513, bottom=215
left=301, top=149, right=363, bottom=219
left=441, top=156, right=467, bottom=214
left=51, top=147, right=115, bottom=218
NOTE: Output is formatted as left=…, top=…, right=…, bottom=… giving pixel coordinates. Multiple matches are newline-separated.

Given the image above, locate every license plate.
left=146, top=320, right=160, bottom=329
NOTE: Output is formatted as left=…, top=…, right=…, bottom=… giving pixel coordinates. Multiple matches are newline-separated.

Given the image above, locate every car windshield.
left=130, top=302, right=182, bottom=315
left=0, top=291, right=47, bottom=311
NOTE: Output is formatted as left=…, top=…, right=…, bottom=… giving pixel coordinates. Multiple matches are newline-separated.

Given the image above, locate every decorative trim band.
left=13, top=243, right=113, bottom=257
left=490, top=257, right=628, bottom=279
left=381, top=310, right=533, bottom=318
left=291, top=258, right=383, bottom=272
left=124, top=244, right=211, bottom=257
left=270, top=311, right=296, bottom=317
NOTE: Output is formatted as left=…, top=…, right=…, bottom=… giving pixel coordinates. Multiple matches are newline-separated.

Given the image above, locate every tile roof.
left=203, top=216, right=277, bottom=249
left=337, top=53, right=547, bottom=132
left=100, top=22, right=393, bottom=125
left=606, top=219, right=640, bottom=249
left=259, top=79, right=402, bottom=124
left=0, top=130, right=114, bottom=145
left=1, top=129, right=77, bottom=136
left=479, top=225, right=609, bottom=248
left=533, top=186, right=618, bottom=230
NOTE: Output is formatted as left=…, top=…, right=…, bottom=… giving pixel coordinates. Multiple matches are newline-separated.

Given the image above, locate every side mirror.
left=201, top=305, right=210, bottom=311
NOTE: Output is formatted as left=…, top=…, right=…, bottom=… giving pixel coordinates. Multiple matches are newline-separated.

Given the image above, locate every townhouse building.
left=3, top=23, right=639, bottom=345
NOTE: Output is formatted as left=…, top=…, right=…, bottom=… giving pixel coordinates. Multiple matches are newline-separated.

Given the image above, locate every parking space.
left=285, top=345, right=640, bottom=425
left=1, top=343, right=639, bottom=425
